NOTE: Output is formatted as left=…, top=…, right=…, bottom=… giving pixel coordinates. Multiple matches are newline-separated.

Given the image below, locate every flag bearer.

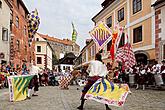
left=77, top=53, right=111, bottom=110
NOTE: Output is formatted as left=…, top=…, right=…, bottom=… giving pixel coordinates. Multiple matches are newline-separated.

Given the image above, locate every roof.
left=152, top=0, right=165, bottom=6
left=101, top=0, right=115, bottom=8
left=38, top=33, right=75, bottom=46
left=80, top=39, right=94, bottom=54
left=19, top=0, right=29, bottom=14
left=92, top=0, right=115, bottom=22
left=59, top=52, right=76, bottom=64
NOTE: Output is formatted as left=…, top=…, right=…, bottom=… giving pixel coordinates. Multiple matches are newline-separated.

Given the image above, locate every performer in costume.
left=77, top=53, right=111, bottom=110
left=27, top=75, right=39, bottom=99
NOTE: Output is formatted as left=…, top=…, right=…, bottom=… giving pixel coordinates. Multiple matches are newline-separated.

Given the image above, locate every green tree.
left=52, top=53, right=59, bottom=65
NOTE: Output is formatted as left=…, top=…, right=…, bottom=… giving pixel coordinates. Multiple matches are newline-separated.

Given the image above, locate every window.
left=37, top=46, right=41, bottom=52
left=106, top=16, right=112, bottom=28
left=119, top=33, right=125, bottom=47
left=118, top=8, right=124, bottom=22
left=133, top=26, right=142, bottom=43
left=91, top=45, right=95, bottom=56
left=68, top=66, right=70, bottom=71
left=37, top=57, right=42, bottom=64
left=107, top=40, right=112, bottom=51
left=36, top=38, right=39, bottom=41
left=163, top=45, right=165, bottom=59
left=16, top=16, right=19, bottom=28
left=0, top=1, right=2, bottom=8
left=10, top=10, right=13, bottom=31
left=133, top=0, right=142, bottom=14
left=2, top=27, right=8, bottom=41
left=23, top=26, right=26, bottom=35
left=63, top=66, right=65, bottom=70
left=16, top=40, right=20, bottom=51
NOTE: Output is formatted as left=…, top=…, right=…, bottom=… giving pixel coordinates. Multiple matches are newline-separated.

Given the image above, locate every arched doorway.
left=135, top=53, right=148, bottom=65
left=134, top=50, right=150, bottom=65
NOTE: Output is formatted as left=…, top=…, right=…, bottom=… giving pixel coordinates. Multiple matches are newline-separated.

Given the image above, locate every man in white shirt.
left=77, top=53, right=111, bottom=110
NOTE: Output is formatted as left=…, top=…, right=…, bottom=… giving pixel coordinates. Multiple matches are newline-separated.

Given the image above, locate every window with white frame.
left=133, top=0, right=142, bottom=14
left=106, top=16, right=112, bottom=28
left=37, top=57, right=42, bottom=64
left=37, top=46, right=41, bottom=52
left=118, top=8, right=124, bottom=22
left=2, top=27, right=8, bottom=41
left=133, top=26, right=142, bottom=43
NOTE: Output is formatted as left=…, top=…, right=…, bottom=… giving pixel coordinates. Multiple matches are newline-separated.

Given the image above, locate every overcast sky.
left=23, top=0, right=103, bottom=49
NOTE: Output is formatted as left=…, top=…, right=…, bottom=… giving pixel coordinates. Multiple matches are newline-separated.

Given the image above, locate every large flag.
left=110, top=32, right=118, bottom=60
left=8, top=75, right=34, bottom=101
left=109, top=25, right=124, bottom=60
left=85, top=78, right=130, bottom=107
left=72, top=22, right=77, bottom=43
left=89, top=22, right=112, bottom=50
left=28, top=9, right=40, bottom=45
left=115, top=41, right=136, bottom=68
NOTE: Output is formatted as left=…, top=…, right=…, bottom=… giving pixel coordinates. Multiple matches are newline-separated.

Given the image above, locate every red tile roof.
left=37, top=33, right=73, bottom=45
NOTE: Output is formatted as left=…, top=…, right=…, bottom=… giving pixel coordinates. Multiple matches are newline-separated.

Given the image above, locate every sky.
left=23, top=0, right=103, bottom=50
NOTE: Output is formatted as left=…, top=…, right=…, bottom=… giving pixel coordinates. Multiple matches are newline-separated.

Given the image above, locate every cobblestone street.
left=0, top=86, right=165, bottom=110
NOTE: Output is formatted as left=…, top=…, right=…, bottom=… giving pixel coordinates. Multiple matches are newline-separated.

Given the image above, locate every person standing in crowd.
left=136, top=64, right=146, bottom=90
left=77, top=53, right=111, bottom=110
left=161, top=60, right=165, bottom=83
left=146, top=64, right=154, bottom=85
left=43, top=69, right=48, bottom=86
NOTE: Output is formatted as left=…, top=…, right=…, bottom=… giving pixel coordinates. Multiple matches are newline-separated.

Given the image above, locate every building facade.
left=92, top=0, right=156, bottom=64
left=153, top=0, right=165, bottom=62
left=74, top=39, right=96, bottom=68
left=38, top=33, right=80, bottom=60
left=35, top=33, right=53, bottom=70
left=10, top=0, right=35, bottom=68
left=0, top=0, right=12, bottom=64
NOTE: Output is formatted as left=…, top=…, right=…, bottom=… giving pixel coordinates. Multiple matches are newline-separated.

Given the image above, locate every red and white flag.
left=115, top=35, right=136, bottom=68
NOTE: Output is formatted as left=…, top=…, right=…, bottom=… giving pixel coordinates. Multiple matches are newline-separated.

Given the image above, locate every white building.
left=35, top=33, right=53, bottom=70
left=58, top=52, right=76, bottom=73
left=0, top=0, right=12, bottom=64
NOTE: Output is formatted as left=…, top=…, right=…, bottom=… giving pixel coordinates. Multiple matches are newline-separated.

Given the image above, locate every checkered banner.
left=115, top=43, right=136, bottom=68
left=59, top=75, right=73, bottom=89
left=89, top=21, right=112, bottom=50
left=28, top=9, right=40, bottom=45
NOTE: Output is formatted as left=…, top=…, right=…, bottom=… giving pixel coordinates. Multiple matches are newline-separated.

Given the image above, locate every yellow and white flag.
left=8, top=75, right=34, bottom=101
left=85, top=78, right=130, bottom=107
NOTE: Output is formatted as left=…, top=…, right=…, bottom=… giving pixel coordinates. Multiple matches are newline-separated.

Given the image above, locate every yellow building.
left=92, top=0, right=156, bottom=64
left=81, top=40, right=96, bottom=64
